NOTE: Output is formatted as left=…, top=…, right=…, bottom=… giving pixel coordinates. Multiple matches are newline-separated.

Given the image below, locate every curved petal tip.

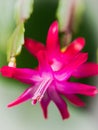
left=0, top=66, right=14, bottom=78
left=46, top=21, right=59, bottom=52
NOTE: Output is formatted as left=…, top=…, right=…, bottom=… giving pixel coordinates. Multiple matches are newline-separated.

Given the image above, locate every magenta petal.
left=1, top=66, right=41, bottom=84
left=1, top=66, right=15, bottom=78
left=46, top=21, right=60, bottom=54
left=64, top=94, right=85, bottom=107
left=55, top=53, right=88, bottom=81
left=48, top=84, right=70, bottom=120
left=63, top=37, right=85, bottom=57
left=37, top=51, right=47, bottom=69
left=68, top=53, right=88, bottom=71
left=25, top=38, right=45, bottom=57
left=56, top=81, right=98, bottom=96
left=72, top=62, right=98, bottom=78
left=40, top=93, right=50, bottom=119
left=8, top=87, right=33, bottom=107
left=13, top=68, right=41, bottom=84
left=37, top=51, right=52, bottom=73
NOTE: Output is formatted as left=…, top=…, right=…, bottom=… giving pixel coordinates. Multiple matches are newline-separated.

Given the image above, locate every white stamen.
left=32, top=78, right=52, bottom=103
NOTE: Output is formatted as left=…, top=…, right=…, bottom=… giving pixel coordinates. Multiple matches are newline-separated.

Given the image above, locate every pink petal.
left=64, top=94, right=85, bottom=107
left=55, top=53, right=88, bottom=81
left=8, top=86, right=34, bottom=107
left=37, top=51, right=53, bottom=74
left=1, top=66, right=15, bottom=78
left=46, top=21, right=60, bottom=54
left=1, top=66, right=41, bottom=84
left=56, top=81, right=98, bottom=96
left=37, top=50, right=47, bottom=69
left=63, top=37, right=85, bottom=58
left=24, top=38, right=45, bottom=57
left=72, top=62, right=98, bottom=78
left=13, top=68, right=41, bottom=84
left=48, top=84, right=70, bottom=120
left=40, top=92, right=51, bottom=119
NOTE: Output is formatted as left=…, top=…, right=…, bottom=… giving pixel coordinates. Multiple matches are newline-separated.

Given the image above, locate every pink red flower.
left=0, top=21, right=98, bottom=119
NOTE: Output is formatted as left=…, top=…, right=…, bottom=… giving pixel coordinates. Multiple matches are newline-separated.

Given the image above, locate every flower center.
left=50, top=58, right=62, bottom=71
left=32, top=77, right=52, bottom=104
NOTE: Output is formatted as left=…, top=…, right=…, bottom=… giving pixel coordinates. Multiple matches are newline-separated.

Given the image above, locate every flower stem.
left=61, top=0, right=76, bottom=47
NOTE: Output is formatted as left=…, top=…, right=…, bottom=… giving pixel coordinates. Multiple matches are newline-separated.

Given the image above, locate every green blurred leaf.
left=56, top=0, right=85, bottom=32
left=15, top=0, right=34, bottom=24
left=73, top=0, right=85, bottom=32
left=7, top=22, right=24, bottom=61
left=7, top=0, right=34, bottom=63
left=0, top=0, right=15, bottom=53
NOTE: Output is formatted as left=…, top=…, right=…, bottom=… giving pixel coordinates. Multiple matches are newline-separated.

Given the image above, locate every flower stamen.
left=32, top=78, right=52, bottom=104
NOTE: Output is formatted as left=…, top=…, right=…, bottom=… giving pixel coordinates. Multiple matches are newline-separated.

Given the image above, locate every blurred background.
left=0, top=0, right=98, bottom=130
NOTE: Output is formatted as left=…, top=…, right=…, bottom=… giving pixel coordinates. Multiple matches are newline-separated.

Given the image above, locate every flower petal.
left=1, top=66, right=15, bottom=78
left=40, top=92, right=51, bottom=119
left=46, top=21, right=60, bottom=54
left=8, top=86, right=34, bottom=107
left=48, top=83, right=70, bottom=120
left=24, top=38, right=45, bottom=57
left=56, top=81, right=98, bottom=96
left=63, top=37, right=85, bottom=58
left=55, top=53, right=88, bottom=81
left=37, top=51, right=53, bottom=76
left=64, top=94, right=85, bottom=107
left=14, top=68, right=41, bottom=84
left=1, top=66, right=41, bottom=84
left=37, top=50, right=48, bottom=69
left=72, top=62, right=98, bottom=78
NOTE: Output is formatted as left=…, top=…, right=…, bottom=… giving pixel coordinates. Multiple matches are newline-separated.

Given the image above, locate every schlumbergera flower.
left=0, top=21, right=98, bottom=119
